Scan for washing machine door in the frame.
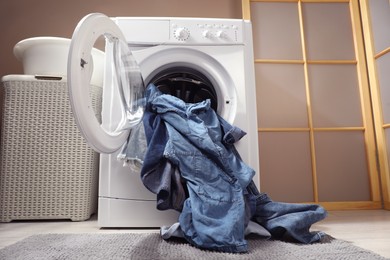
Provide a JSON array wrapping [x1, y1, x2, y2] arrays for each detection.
[[68, 13, 145, 154]]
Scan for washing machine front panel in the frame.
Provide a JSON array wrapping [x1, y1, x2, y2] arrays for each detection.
[[100, 45, 241, 200], [100, 45, 240, 201], [100, 43, 259, 201], [68, 13, 145, 154]]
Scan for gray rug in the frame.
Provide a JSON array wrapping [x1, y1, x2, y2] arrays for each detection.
[[0, 233, 388, 260]]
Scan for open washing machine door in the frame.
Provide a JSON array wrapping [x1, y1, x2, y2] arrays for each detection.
[[68, 13, 145, 154]]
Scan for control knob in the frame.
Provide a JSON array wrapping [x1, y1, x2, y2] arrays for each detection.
[[216, 30, 226, 39], [202, 30, 211, 38], [174, 28, 190, 41]]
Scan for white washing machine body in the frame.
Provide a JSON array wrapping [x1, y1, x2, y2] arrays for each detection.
[[67, 14, 259, 227]]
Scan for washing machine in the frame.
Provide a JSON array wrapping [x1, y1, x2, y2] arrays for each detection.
[[67, 13, 259, 227]]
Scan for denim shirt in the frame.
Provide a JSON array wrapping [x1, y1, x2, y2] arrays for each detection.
[[141, 110, 187, 211], [142, 84, 255, 252], [141, 84, 327, 253]]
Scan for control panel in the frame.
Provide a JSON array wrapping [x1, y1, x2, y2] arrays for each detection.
[[114, 17, 246, 45], [171, 19, 243, 44]]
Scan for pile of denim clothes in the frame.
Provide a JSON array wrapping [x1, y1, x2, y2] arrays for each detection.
[[120, 84, 327, 253]]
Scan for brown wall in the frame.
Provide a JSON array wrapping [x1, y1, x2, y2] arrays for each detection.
[[0, 0, 242, 78]]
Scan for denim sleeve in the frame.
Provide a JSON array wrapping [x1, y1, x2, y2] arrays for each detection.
[[217, 115, 247, 144]]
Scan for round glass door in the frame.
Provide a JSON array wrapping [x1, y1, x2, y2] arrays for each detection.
[[67, 13, 145, 153]]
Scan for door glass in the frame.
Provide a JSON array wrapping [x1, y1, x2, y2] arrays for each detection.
[[309, 64, 362, 127], [315, 131, 370, 202], [377, 54, 390, 124], [369, 0, 390, 53], [303, 2, 355, 60], [259, 131, 314, 202], [101, 34, 145, 134], [251, 2, 302, 60], [90, 35, 105, 125], [255, 63, 308, 128]]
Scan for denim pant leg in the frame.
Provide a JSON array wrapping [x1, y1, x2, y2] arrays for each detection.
[[246, 182, 327, 244]]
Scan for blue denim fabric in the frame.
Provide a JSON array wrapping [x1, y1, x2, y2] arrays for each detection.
[[117, 121, 146, 171], [245, 181, 328, 244], [141, 106, 187, 211], [220, 125, 328, 245], [145, 84, 255, 253], [141, 84, 327, 252]]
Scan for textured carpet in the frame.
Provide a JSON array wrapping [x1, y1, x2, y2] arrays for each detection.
[[0, 233, 388, 260]]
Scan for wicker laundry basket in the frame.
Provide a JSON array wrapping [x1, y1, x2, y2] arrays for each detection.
[[0, 75, 102, 222]]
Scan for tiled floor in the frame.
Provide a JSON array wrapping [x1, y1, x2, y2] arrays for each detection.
[[1, 210, 390, 258], [313, 210, 390, 258]]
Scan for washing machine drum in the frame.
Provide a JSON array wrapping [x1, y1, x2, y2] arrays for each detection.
[[68, 13, 145, 154], [150, 67, 218, 111]]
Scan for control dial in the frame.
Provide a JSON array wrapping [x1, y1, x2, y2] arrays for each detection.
[[174, 27, 190, 41], [216, 30, 226, 39], [202, 30, 211, 38]]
